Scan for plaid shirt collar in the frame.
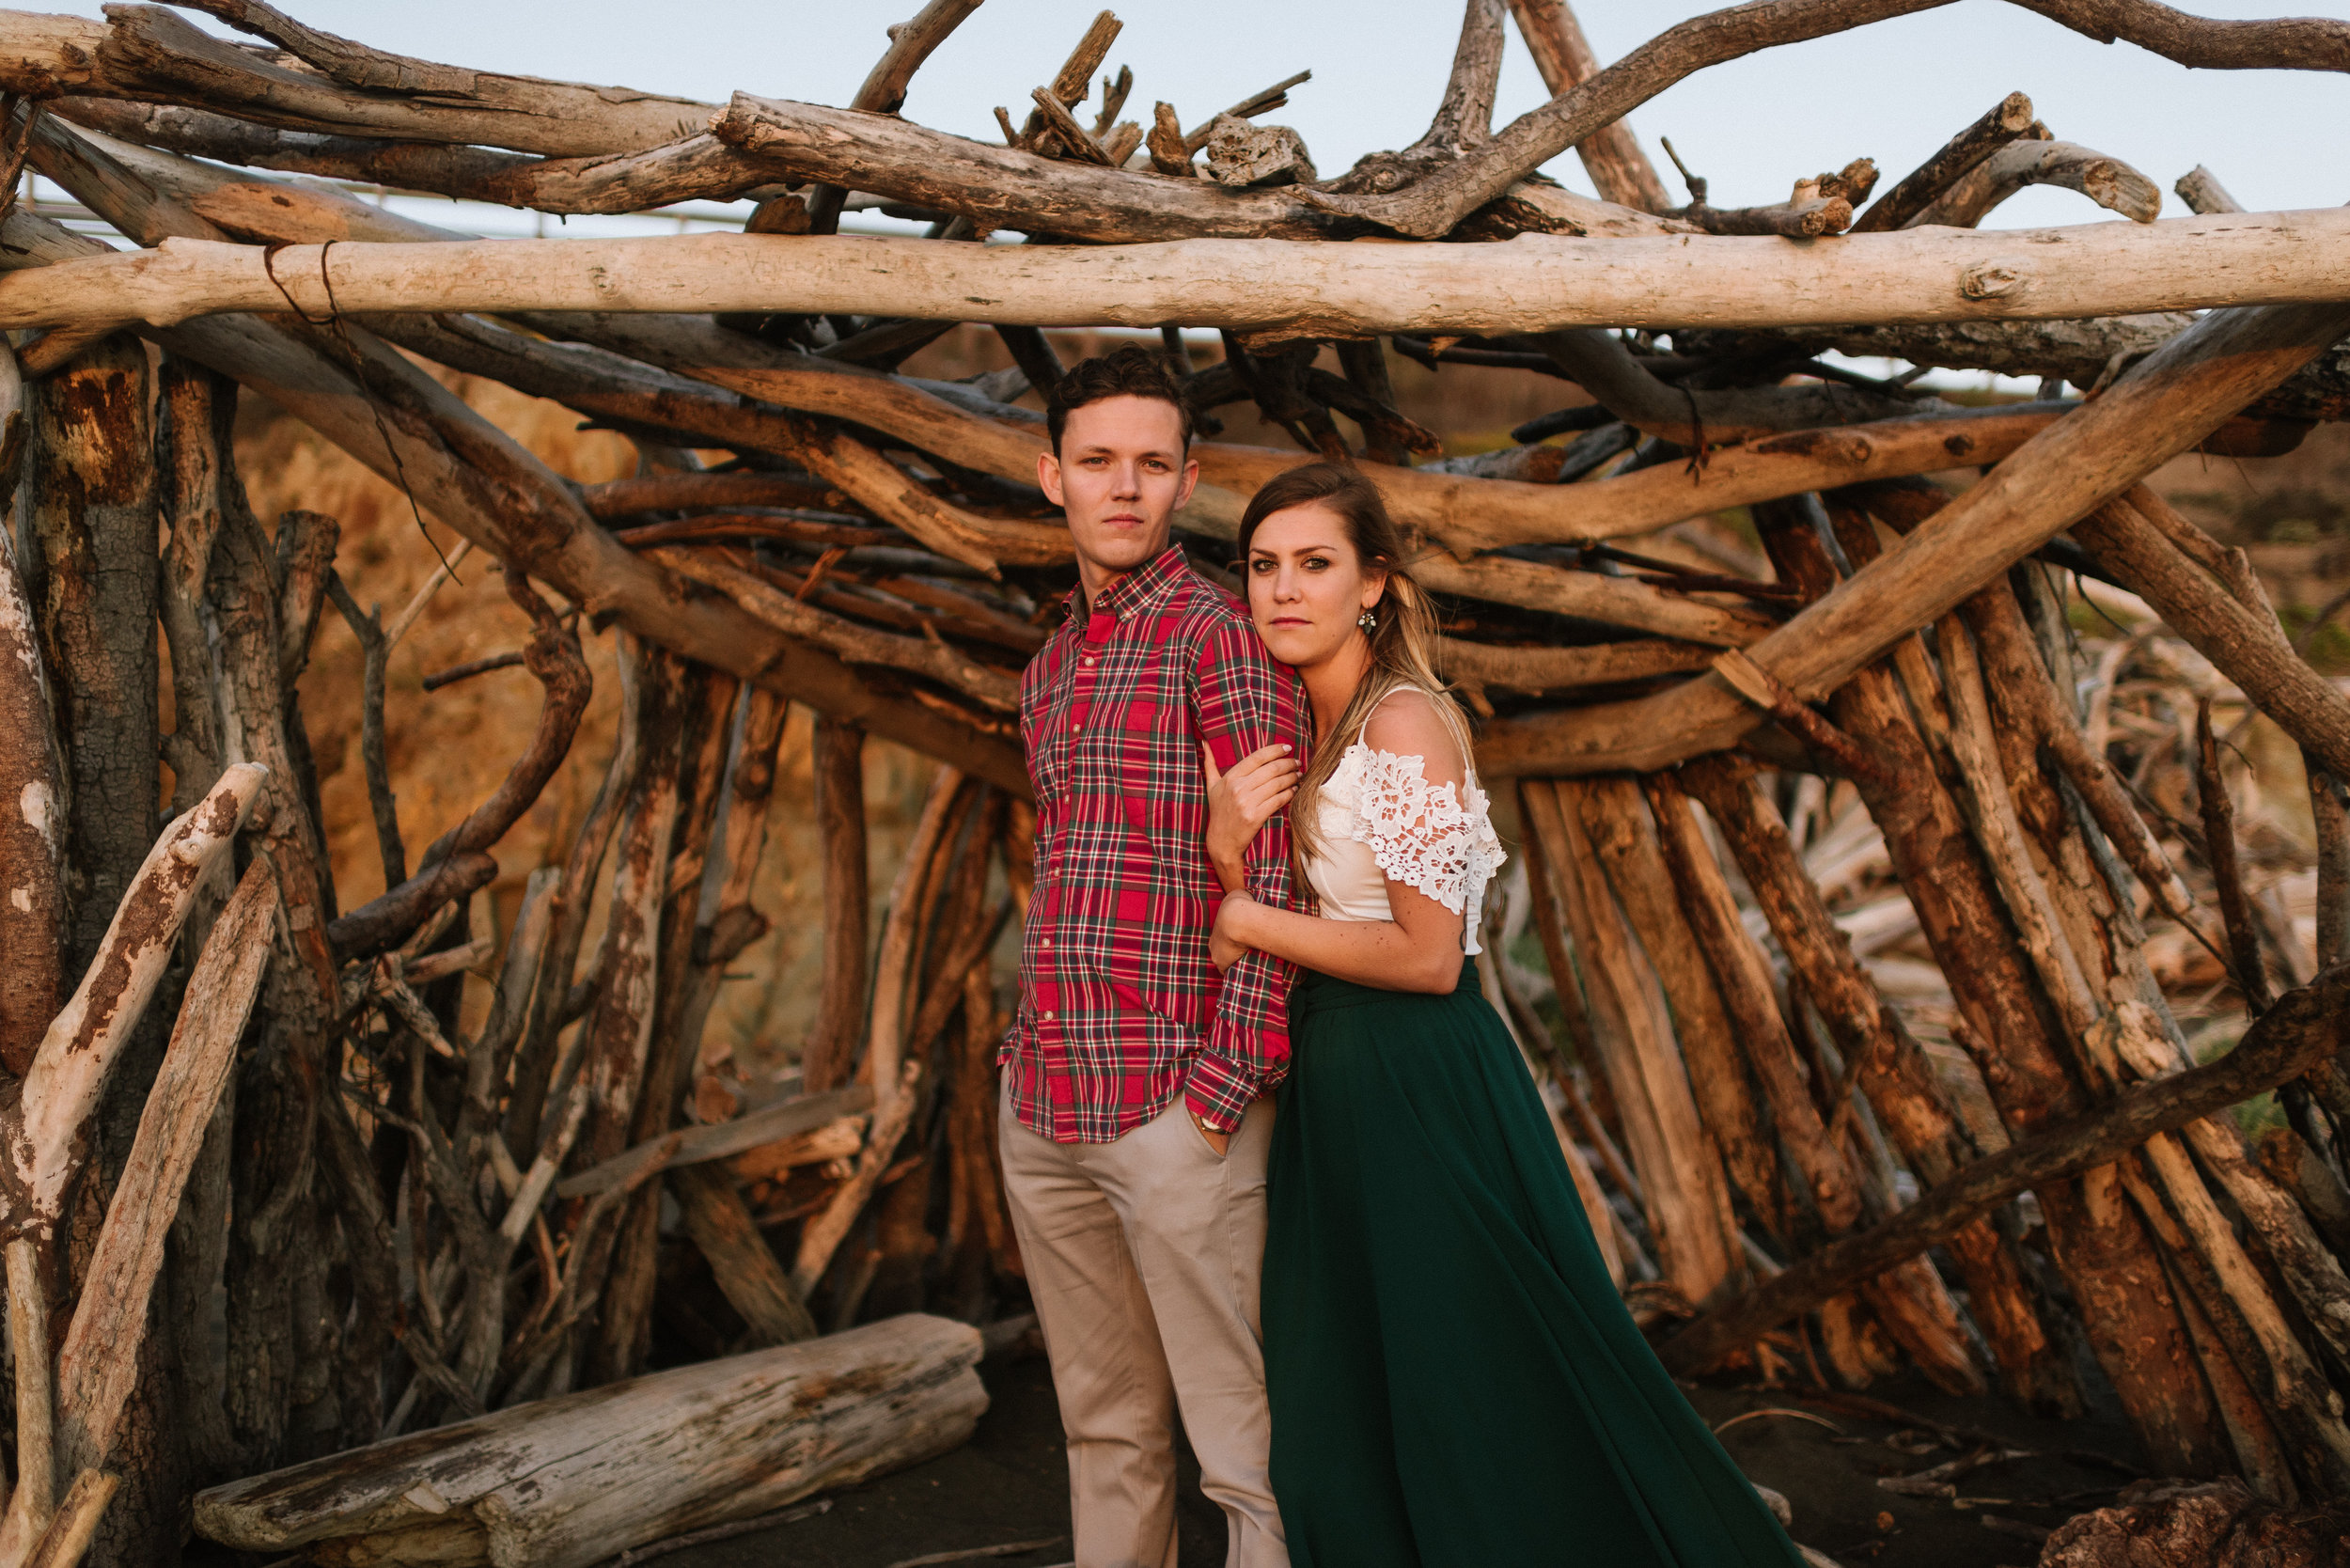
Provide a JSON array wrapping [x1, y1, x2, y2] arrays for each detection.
[[1073, 543, 1193, 626]]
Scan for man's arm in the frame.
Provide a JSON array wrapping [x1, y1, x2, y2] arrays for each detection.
[[1185, 616, 1302, 1134]]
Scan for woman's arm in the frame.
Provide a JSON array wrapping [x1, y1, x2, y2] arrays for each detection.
[[1217, 886, 1464, 994], [1214, 692, 1470, 995], [1203, 743, 1298, 895]]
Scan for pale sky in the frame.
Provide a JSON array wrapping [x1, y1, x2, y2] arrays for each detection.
[[37, 0, 2350, 232]]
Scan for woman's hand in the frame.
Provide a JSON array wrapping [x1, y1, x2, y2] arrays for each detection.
[[1202, 743, 1299, 893], [1211, 891, 1257, 972]]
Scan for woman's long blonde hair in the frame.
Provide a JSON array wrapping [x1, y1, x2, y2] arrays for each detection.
[[1237, 463, 1474, 861]]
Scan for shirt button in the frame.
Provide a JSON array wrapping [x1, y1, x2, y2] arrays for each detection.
[[1042, 1011, 1056, 1022], [1041, 937, 1052, 949], [1083, 656, 1096, 666], [1070, 721, 1081, 733]]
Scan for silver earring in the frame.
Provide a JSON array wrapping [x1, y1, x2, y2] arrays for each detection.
[[1357, 607, 1378, 633]]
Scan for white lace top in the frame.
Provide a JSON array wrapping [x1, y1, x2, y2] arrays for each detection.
[[1304, 705, 1507, 955]]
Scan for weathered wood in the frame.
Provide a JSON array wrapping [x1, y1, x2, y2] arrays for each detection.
[[576, 642, 688, 1172], [1504, 0, 1672, 212], [327, 570, 592, 957], [1536, 325, 1913, 444], [53, 857, 277, 1479], [22, 1469, 115, 1568], [808, 718, 870, 1095], [2135, 1124, 2350, 1493], [2040, 1479, 2350, 1566], [793, 769, 968, 1298], [1477, 299, 2350, 777], [1675, 753, 2080, 1411], [1572, 778, 1781, 1236], [193, 1316, 989, 1568], [2109, 1152, 2303, 1500], [0, 6, 712, 158], [8, 763, 265, 1234], [1660, 964, 2350, 1374], [5, 141, 2124, 572], [2199, 699, 2276, 1010], [0, 344, 63, 1081], [1912, 138, 2164, 229], [1852, 90, 2035, 232], [1523, 778, 1742, 1307], [7, 1237, 55, 1553], [14, 212, 2350, 338], [0, 128, 1026, 793], [668, 1164, 818, 1347], [1642, 773, 1859, 1234], [2183, 1116, 2350, 1386], [24, 331, 161, 1174], [1295, 0, 2350, 240], [649, 550, 1021, 710], [559, 1067, 884, 1203], [2075, 487, 2350, 787], [594, 666, 739, 1386]]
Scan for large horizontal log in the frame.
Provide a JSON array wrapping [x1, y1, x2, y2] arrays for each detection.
[[7, 210, 2349, 338], [1659, 963, 2350, 1374], [194, 1314, 986, 1568], [1473, 297, 2350, 776], [67, 146, 2303, 561]]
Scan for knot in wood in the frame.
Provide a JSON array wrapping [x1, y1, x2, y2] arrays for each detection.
[[1960, 259, 2028, 302]]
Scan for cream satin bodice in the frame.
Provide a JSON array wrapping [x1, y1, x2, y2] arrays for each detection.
[[1303, 735, 1507, 955]]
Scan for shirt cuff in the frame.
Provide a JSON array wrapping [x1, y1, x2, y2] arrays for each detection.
[[1183, 1050, 1261, 1133]]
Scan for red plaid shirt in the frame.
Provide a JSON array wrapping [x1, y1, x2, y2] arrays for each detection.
[[1001, 546, 1305, 1143]]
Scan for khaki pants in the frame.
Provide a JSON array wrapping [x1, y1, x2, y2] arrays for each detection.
[[999, 1088, 1288, 1568]]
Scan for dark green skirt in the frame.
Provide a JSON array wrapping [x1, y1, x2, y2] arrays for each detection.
[[1263, 964, 1805, 1568]]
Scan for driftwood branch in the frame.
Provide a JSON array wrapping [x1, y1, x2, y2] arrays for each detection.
[[2073, 486, 2350, 785], [195, 1317, 989, 1568], [9, 212, 2350, 337], [1912, 138, 2164, 228], [8, 762, 265, 1234], [327, 570, 590, 955], [1475, 298, 2350, 776], [1505, 0, 1671, 211], [54, 856, 277, 1476], [1853, 90, 2036, 232], [1296, 0, 2350, 240], [1660, 964, 2350, 1372]]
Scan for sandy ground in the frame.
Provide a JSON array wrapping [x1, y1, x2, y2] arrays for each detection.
[[661, 1351, 2145, 1568]]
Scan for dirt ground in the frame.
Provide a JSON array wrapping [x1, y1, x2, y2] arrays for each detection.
[[664, 1349, 2145, 1568]]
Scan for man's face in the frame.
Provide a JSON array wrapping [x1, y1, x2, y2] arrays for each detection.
[[1039, 395, 1199, 595]]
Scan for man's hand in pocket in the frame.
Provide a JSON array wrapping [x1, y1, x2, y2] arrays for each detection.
[[1191, 1110, 1230, 1157]]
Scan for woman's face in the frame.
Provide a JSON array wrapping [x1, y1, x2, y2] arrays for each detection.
[[1245, 502, 1386, 669]]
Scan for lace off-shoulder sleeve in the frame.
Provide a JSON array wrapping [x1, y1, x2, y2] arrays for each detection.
[[1343, 748, 1508, 953]]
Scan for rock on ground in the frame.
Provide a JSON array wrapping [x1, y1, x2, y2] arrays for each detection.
[[2039, 1479, 2350, 1567]]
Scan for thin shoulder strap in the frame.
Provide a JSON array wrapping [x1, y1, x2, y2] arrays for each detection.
[[1355, 683, 1406, 747]]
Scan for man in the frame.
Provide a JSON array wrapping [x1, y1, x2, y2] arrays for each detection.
[[997, 344, 1300, 1568]]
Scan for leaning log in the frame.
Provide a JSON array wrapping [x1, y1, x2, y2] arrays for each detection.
[[1477, 296, 2350, 776], [1658, 964, 2350, 1374], [4, 211, 2350, 338], [192, 1315, 988, 1568]]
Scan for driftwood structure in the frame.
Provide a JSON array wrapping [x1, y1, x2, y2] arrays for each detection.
[[0, 0, 2348, 1562]]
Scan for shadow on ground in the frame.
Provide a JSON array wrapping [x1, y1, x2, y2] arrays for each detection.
[[666, 1352, 2145, 1568]]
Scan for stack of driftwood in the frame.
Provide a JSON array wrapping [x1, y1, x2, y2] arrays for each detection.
[[1, 0, 2349, 1561]]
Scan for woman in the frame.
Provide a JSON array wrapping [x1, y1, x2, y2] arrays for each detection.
[[1202, 463, 1803, 1568]]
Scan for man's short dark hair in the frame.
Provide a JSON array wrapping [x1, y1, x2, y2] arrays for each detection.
[[1044, 342, 1193, 455]]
